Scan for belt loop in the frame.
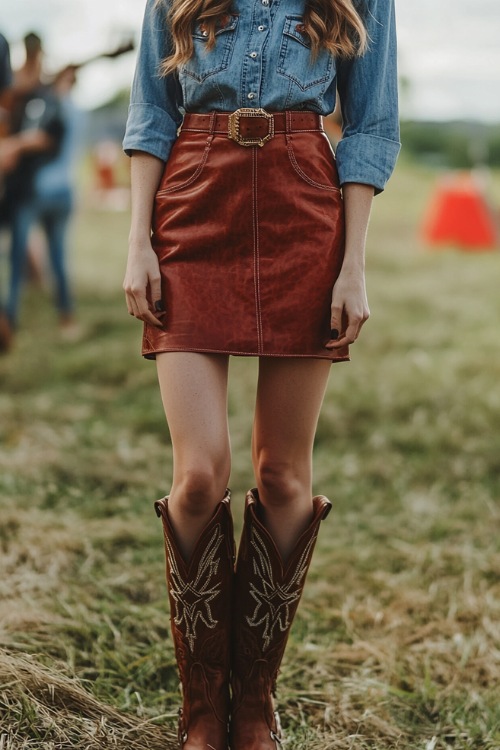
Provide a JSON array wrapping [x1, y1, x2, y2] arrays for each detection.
[[285, 111, 293, 135], [208, 111, 217, 135]]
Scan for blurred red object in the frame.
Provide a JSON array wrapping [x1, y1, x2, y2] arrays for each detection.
[[421, 173, 498, 251]]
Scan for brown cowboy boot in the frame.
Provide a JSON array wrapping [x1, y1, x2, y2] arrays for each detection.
[[155, 491, 235, 750], [230, 488, 332, 750]]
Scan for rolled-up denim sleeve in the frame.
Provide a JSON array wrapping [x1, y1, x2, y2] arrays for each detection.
[[335, 0, 401, 193], [123, 0, 183, 162]]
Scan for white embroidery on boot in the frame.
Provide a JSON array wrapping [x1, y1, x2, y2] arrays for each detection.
[[246, 527, 317, 651], [166, 524, 224, 652]]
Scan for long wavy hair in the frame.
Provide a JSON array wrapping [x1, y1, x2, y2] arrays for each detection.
[[157, 0, 368, 75]]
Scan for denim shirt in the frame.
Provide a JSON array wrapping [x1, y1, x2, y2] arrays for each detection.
[[123, 0, 400, 192]]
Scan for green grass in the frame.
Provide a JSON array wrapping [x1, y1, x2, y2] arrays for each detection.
[[0, 161, 499, 749]]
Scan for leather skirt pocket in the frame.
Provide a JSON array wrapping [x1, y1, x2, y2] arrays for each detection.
[[156, 133, 214, 195], [286, 131, 341, 192]]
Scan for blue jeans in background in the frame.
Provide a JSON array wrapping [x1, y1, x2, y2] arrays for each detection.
[[7, 187, 74, 326]]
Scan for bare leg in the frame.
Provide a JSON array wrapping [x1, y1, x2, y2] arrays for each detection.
[[252, 357, 331, 561], [156, 351, 231, 561]]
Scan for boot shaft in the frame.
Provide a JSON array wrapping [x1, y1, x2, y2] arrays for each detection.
[[155, 492, 235, 748], [234, 489, 331, 666], [230, 489, 331, 748], [155, 493, 235, 661]]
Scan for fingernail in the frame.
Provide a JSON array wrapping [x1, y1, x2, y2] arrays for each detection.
[[330, 329, 339, 340], [154, 299, 165, 312]]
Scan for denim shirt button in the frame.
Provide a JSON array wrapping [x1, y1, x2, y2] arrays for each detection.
[[257, 25, 265, 31], [247, 92, 256, 100], [262, 0, 269, 5], [250, 51, 257, 59]]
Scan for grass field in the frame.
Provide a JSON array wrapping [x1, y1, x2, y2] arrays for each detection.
[[1, 160, 499, 749]]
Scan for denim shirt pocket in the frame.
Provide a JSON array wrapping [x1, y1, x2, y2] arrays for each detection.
[[277, 15, 335, 91], [181, 14, 239, 83]]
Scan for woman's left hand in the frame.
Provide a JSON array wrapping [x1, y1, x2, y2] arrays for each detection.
[[326, 183, 374, 350], [325, 267, 370, 349]]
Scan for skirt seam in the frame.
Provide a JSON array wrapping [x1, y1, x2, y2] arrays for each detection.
[[252, 148, 264, 353]]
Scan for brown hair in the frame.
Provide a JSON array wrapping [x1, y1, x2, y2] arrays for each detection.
[[157, 0, 367, 75]]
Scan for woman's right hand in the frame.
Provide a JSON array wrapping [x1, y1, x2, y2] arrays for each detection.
[[123, 238, 166, 328]]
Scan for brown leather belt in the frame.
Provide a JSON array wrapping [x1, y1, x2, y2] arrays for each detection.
[[182, 108, 323, 148]]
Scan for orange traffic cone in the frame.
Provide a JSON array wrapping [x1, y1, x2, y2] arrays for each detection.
[[421, 173, 498, 252]]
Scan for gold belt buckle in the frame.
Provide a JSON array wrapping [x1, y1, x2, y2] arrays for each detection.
[[228, 108, 274, 147]]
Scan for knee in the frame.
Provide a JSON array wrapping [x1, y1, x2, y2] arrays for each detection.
[[174, 460, 230, 516], [255, 456, 307, 508]]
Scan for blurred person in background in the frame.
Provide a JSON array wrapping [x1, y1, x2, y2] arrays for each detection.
[[3, 78, 63, 331], [7, 64, 81, 338], [10, 32, 44, 132], [123, 0, 400, 749], [0, 30, 61, 345], [2, 42, 82, 337], [10, 32, 50, 288], [11, 32, 65, 288], [1, 31, 134, 347]]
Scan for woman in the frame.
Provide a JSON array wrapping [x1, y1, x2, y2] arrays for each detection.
[[123, 0, 399, 748]]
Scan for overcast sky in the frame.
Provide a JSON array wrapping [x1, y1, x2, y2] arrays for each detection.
[[1, 0, 499, 122]]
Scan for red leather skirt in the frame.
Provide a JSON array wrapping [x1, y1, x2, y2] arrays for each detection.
[[143, 110, 349, 362]]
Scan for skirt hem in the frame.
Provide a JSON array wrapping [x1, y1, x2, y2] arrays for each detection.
[[143, 345, 350, 363]]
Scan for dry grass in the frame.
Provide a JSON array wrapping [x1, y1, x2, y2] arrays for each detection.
[[0, 161, 499, 748], [0, 650, 176, 750]]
